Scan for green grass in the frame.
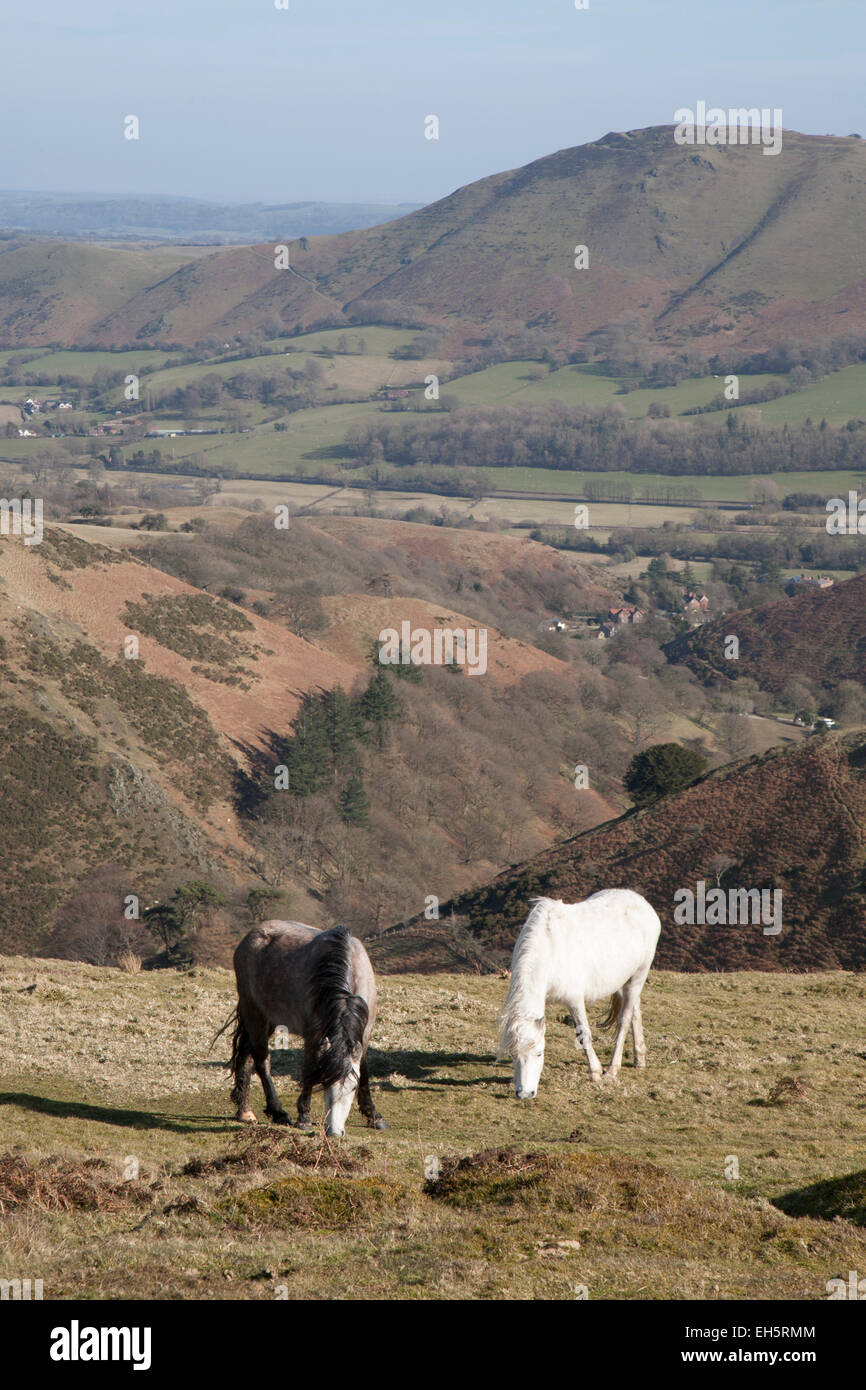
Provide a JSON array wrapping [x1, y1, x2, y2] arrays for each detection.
[[1, 959, 865, 1301], [120, 401, 383, 477], [755, 363, 866, 427], [447, 358, 866, 429], [474, 466, 866, 503], [4, 348, 179, 380], [447, 362, 778, 418]]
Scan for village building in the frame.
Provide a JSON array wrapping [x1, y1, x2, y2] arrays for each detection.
[[597, 605, 643, 639], [788, 574, 834, 589], [683, 591, 710, 612]]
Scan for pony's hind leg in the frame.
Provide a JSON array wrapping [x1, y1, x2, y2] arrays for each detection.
[[357, 1052, 388, 1130], [246, 1007, 290, 1124], [605, 979, 643, 1079], [571, 999, 604, 1081], [230, 1011, 257, 1123], [631, 997, 647, 1069]]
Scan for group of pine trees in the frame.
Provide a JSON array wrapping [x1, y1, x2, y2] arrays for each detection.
[[277, 667, 406, 825]]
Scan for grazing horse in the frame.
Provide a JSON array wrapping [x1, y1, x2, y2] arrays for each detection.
[[224, 920, 386, 1138], [496, 890, 661, 1098]]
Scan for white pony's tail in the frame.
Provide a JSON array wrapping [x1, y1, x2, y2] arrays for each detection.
[[599, 991, 622, 1030], [496, 897, 552, 1059]]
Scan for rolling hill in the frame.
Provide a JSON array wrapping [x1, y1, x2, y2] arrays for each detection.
[[0, 514, 623, 959], [371, 733, 866, 974], [2, 127, 866, 351], [664, 572, 866, 697]]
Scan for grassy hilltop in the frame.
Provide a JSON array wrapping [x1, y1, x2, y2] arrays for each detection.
[[2, 128, 866, 352], [1, 956, 865, 1300]]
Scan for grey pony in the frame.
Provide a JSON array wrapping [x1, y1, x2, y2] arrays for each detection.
[[225, 920, 386, 1138]]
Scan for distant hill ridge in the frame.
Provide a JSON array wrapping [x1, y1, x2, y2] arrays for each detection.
[[0, 192, 419, 243], [1, 127, 865, 349]]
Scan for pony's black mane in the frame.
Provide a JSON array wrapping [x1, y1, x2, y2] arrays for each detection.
[[310, 925, 369, 1090]]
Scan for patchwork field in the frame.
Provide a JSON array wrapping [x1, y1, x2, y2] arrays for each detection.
[[1, 958, 864, 1301]]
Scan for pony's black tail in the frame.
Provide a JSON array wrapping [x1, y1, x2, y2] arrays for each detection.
[[309, 925, 369, 1090], [209, 1007, 239, 1059], [210, 1006, 250, 1075]]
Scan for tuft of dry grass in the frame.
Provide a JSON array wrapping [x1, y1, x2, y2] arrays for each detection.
[[182, 1128, 369, 1178], [117, 952, 142, 975], [0, 1153, 157, 1215], [766, 1075, 807, 1105]]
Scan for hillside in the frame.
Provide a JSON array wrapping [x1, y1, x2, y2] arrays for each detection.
[[0, 525, 359, 953], [0, 515, 625, 958], [2, 957, 865, 1301], [664, 572, 866, 699], [2, 128, 866, 351], [371, 734, 866, 974]]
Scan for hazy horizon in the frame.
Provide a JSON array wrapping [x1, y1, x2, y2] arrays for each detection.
[[2, 0, 863, 206]]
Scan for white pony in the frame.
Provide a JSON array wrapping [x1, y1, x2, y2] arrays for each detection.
[[496, 890, 661, 1098]]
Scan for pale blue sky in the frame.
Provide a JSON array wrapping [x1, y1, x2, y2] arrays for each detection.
[[2, 0, 864, 204]]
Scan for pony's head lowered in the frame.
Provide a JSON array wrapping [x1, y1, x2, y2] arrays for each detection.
[[497, 1013, 546, 1099], [310, 926, 369, 1137], [496, 897, 553, 1099]]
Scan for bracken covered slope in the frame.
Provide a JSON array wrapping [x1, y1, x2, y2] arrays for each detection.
[[664, 572, 866, 697], [372, 735, 866, 973]]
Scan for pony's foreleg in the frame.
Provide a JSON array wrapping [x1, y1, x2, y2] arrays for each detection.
[[356, 1052, 388, 1130], [295, 1042, 315, 1130], [571, 1000, 604, 1081], [631, 997, 647, 1069], [230, 1010, 257, 1122]]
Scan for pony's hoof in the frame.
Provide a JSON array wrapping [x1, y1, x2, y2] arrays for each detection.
[[268, 1110, 291, 1126], [238, 1110, 257, 1124], [589, 1072, 604, 1084], [295, 1117, 313, 1132], [603, 1069, 619, 1082], [372, 1118, 389, 1130]]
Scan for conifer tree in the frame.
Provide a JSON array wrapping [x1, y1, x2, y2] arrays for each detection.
[[323, 685, 362, 771], [358, 670, 401, 745], [340, 775, 370, 826], [284, 691, 331, 794]]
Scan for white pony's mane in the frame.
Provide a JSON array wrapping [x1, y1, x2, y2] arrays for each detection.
[[496, 897, 554, 1059]]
